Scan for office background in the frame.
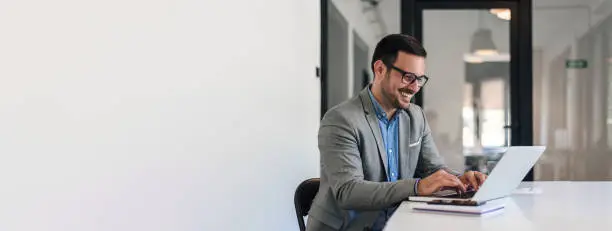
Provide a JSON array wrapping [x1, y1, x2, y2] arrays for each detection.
[[0, 0, 611, 231], [323, 0, 612, 182]]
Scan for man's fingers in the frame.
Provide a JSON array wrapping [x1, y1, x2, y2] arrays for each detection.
[[440, 172, 467, 192], [467, 172, 479, 190], [454, 177, 467, 192], [441, 178, 466, 192], [476, 172, 487, 186]]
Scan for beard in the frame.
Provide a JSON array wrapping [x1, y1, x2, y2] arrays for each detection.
[[381, 72, 414, 110]]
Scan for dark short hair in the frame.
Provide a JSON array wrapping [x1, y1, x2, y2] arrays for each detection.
[[370, 34, 427, 74]]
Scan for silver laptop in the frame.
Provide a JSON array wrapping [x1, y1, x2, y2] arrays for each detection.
[[408, 146, 546, 203]]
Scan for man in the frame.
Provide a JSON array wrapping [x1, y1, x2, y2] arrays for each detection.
[[307, 34, 487, 231]]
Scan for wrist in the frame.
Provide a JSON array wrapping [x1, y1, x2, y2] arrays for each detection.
[[414, 178, 421, 196]]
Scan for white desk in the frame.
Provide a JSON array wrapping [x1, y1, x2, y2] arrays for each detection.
[[384, 182, 612, 231]]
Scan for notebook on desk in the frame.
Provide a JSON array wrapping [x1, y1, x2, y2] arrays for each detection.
[[412, 201, 505, 215]]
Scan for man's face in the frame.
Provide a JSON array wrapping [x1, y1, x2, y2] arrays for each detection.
[[374, 51, 426, 109]]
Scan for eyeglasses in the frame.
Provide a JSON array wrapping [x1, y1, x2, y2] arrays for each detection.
[[388, 65, 429, 87]]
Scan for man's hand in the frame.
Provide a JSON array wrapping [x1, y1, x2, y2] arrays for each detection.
[[417, 170, 466, 196], [459, 171, 487, 191]]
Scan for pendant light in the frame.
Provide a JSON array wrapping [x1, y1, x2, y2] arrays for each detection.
[[470, 10, 498, 56]]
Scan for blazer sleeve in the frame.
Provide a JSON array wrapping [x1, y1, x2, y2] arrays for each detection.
[[318, 111, 418, 211]]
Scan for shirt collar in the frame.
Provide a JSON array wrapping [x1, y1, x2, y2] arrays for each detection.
[[367, 87, 389, 121]]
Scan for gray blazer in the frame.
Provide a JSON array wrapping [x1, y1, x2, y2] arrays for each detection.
[[307, 86, 457, 231]]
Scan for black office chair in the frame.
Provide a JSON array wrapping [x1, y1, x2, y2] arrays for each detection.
[[294, 178, 320, 231]]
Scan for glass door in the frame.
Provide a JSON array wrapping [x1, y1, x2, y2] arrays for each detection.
[[401, 0, 534, 180]]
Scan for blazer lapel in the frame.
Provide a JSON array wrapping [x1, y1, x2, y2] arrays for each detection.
[[360, 88, 389, 179], [398, 110, 413, 179]]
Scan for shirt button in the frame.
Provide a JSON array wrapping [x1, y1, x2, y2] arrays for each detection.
[[389, 149, 393, 153]]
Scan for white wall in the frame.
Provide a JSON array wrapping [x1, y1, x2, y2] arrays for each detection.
[[0, 1, 320, 231], [332, 0, 385, 52], [379, 0, 401, 35], [329, 0, 398, 98]]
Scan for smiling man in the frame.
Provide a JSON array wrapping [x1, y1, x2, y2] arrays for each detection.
[[307, 34, 487, 231]]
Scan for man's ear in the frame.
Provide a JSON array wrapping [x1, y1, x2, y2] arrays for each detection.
[[373, 60, 386, 78]]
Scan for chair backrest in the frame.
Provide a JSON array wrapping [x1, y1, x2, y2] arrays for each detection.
[[294, 178, 320, 231]]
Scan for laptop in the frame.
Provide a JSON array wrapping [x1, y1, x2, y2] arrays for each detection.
[[408, 146, 546, 204]]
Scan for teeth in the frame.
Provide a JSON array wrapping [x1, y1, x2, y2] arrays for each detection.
[[401, 92, 411, 97]]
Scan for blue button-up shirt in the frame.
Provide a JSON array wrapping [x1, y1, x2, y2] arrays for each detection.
[[368, 89, 400, 182], [367, 89, 400, 231]]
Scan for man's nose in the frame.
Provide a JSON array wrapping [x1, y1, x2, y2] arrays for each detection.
[[408, 80, 420, 90]]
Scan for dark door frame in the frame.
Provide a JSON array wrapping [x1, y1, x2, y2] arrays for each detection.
[[401, 0, 534, 181], [320, 0, 329, 119]]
